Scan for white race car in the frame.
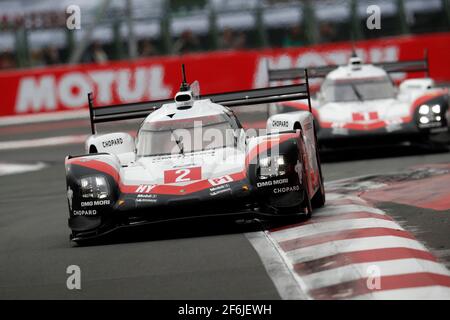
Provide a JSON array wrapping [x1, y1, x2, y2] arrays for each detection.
[[65, 65, 325, 243], [268, 54, 449, 147]]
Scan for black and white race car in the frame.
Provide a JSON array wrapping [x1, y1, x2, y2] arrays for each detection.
[[65, 65, 325, 243], [268, 53, 449, 147]]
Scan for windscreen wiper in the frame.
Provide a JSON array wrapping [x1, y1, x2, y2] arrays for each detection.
[[170, 130, 184, 154], [351, 84, 364, 102]]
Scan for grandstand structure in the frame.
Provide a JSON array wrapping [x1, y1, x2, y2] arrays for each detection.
[[0, 0, 449, 69]]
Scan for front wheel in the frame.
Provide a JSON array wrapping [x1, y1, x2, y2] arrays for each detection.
[[311, 173, 325, 208], [301, 164, 313, 218]]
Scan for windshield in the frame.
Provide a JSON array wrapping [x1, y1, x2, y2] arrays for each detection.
[[136, 114, 236, 157], [321, 77, 396, 102]]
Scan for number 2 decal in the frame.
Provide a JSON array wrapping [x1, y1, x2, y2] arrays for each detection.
[[174, 169, 191, 182], [164, 167, 202, 184]]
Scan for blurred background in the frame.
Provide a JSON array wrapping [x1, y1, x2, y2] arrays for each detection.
[[0, 0, 449, 70]]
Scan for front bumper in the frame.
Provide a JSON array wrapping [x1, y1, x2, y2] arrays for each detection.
[[317, 120, 448, 143], [69, 202, 300, 242], [69, 179, 305, 242]]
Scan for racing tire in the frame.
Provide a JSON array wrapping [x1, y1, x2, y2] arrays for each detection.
[[311, 175, 325, 208], [298, 135, 312, 218], [276, 145, 312, 219], [301, 164, 313, 219], [311, 120, 326, 209]]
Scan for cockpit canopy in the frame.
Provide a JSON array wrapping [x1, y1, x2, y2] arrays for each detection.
[[320, 75, 396, 103], [136, 113, 239, 157]]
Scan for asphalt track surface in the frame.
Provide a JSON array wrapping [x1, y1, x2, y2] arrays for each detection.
[[0, 112, 449, 299]]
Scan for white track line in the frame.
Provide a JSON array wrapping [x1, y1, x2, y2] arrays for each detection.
[[0, 135, 87, 151], [0, 110, 88, 126], [270, 218, 402, 243], [0, 162, 47, 176], [245, 231, 310, 300], [286, 236, 428, 265]]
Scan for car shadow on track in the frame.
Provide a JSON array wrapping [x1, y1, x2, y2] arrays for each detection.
[[71, 216, 305, 248]]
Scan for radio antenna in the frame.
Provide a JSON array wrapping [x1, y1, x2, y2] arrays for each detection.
[[179, 64, 190, 92]]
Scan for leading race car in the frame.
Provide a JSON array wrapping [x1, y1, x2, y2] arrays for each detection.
[[65, 65, 325, 243], [268, 53, 449, 147]]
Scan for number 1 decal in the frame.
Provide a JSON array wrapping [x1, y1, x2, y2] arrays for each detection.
[[164, 167, 202, 184]]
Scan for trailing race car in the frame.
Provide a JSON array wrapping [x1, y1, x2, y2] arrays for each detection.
[[268, 53, 449, 147], [65, 65, 325, 243]]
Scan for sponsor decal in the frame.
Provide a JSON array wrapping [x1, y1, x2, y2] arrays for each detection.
[[135, 184, 156, 193], [136, 199, 157, 203], [386, 122, 402, 132], [12, 65, 172, 115], [272, 120, 289, 128], [273, 185, 300, 194], [80, 200, 111, 207], [209, 175, 233, 186], [102, 138, 123, 148], [136, 194, 157, 203], [210, 185, 231, 196], [257, 178, 289, 188], [209, 184, 230, 192], [331, 125, 349, 135], [73, 209, 97, 216], [2, 33, 450, 118], [137, 194, 157, 198]]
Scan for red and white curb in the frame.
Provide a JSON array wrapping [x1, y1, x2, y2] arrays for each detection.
[[246, 193, 450, 300]]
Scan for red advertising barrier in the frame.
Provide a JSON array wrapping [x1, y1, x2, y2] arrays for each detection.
[[1, 32, 449, 118]]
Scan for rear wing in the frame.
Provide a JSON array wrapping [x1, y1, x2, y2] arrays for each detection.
[[268, 51, 429, 82], [268, 65, 335, 81], [88, 70, 312, 134]]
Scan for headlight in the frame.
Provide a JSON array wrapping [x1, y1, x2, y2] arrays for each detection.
[[417, 103, 444, 128], [419, 105, 430, 115], [80, 176, 109, 199], [431, 104, 441, 114], [258, 155, 287, 178], [419, 116, 429, 124]]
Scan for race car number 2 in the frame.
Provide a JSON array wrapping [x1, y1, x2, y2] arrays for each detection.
[[164, 167, 202, 183]]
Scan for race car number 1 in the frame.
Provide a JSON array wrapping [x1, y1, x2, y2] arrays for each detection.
[[164, 167, 202, 184]]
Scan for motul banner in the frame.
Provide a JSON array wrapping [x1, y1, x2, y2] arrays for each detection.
[[1, 32, 449, 117]]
